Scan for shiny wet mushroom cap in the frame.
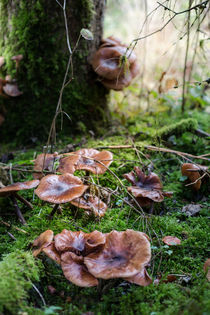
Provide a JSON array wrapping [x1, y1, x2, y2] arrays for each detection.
[[84, 229, 151, 279], [59, 148, 113, 175], [70, 193, 108, 217], [35, 174, 88, 204], [0, 179, 39, 197]]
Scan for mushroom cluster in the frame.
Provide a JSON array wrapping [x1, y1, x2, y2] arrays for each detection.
[[32, 229, 152, 287], [90, 36, 139, 90], [123, 166, 172, 208], [33, 148, 113, 217]]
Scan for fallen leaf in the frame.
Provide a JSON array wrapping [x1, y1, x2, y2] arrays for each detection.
[[162, 236, 181, 246], [182, 204, 202, 216]]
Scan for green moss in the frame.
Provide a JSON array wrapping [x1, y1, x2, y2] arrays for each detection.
[[0, 250, 40, 314], [156, 118, 198, 140]]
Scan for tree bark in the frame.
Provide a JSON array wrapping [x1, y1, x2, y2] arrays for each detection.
[[0, 0, 109, 144]]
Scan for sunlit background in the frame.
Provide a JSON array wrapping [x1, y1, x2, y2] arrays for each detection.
[[104, 0, 210, 117]]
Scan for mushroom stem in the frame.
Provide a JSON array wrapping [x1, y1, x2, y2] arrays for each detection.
[[148, 201, 154, 215], [49, 204, 60, 219], [14, 192, 33, 209], [10, 195, 27, 225]]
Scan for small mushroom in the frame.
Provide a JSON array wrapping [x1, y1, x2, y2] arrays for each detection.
[[0, 179, 39, 224], [11, 54, 23, 69], [33, 152, 60, 179], [84, 229, 151, 280], [58, 148, 113, 175], [90, 37, 139, 90], [3, 82, 23, 97], [35, 174, 89, 218], [70, 193, 108, 217], [32, 230, 54, 257], [181, 163, 202, 191], [123, 166, 172, 208]]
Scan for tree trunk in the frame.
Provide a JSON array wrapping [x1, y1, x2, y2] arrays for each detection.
[[0, 0, 109, 144]]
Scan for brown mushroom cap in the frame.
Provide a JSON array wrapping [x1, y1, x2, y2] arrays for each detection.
[[3, 83, 23, 97], [100, 36, 124, 48], [32, 230, 54, 257], [33, 152, 60, 179], [35, 174, 88, 204], [181, 163, 201, 191], [91, 37, 139, 90], [42, 242, 61, 264], [84, 229, 151, 279], [91, 46, 136, 80], [54, 229, 86, 253], [61, 252, 98, 287], [124, 267, 152, 286], [70, 193, 108, 217], [59, 149, 113, 175], [0, 179, 39, 197]]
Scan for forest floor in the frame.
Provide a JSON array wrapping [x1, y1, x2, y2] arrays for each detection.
[[0, 97, 209, 314]]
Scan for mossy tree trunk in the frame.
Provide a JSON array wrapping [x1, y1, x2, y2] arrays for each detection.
[[0, 0, 109, 144]]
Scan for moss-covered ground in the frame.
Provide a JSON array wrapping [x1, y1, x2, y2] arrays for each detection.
[[0, 102, 209, 315]]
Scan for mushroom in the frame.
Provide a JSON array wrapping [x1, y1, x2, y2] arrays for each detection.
[[3, 82, 23, 97], [54, 229, 105, 287], [11, 54, 23, 69], [181, 163, 204, 191], [33, 152, 60, 179], [0, 179, 39, 224], [84, 229, 151, 280], [90, 37, 139, 90], [70, 193, 108, 217], [35, 174, 89, 218], [123, 166, 172, 209], [32, 230, 54, 257], [58, 148, 113, 175]]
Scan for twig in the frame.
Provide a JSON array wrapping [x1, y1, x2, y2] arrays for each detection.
[[185, 172, 207, 186], [31, 283, 46, 306], [7, 231, 16, 241], [95, 144, 209, 161], [0, 220, 29, 233], [181, 0, 191, 112]]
